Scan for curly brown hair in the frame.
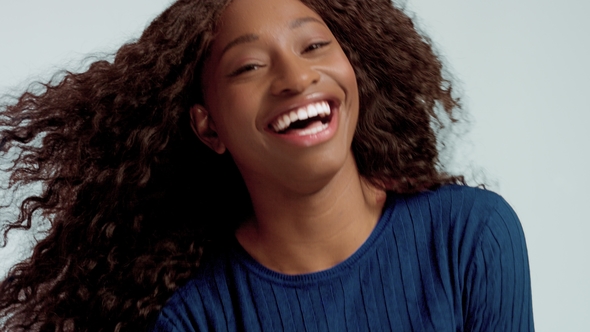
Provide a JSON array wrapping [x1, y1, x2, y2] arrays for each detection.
[[0, 0, 462, 330]]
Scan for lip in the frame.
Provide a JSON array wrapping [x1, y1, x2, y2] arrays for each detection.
[[264, 94, 341, 147]]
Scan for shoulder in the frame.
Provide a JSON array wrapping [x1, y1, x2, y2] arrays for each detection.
[[392, 184, 519, 235], [151, 278, 208, 331], [399, 184, 510, 212], [384, 185, 526, 274], [152, 251, 236, 331]]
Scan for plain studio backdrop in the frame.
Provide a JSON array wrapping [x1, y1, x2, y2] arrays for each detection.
[[1, 1, 588, 331]]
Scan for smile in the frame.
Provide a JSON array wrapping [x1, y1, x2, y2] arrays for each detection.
[[269, 101, 333, 136]]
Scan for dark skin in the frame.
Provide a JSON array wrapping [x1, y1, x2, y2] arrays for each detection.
[[190, 0, 386, 275]]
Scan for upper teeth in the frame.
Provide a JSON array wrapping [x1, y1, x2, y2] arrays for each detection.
[[271, 101, 331, 132]]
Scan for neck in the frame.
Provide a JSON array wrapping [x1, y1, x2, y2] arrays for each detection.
[[235, 153, 386, 275]]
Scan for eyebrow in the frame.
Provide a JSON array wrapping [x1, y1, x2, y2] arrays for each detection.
[[289, 16, 324, 29], [220, 16, 325, 57], [220, 34, 259, 57]]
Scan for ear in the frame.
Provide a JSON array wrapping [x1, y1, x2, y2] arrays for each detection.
[[189, 105, 226, 154]]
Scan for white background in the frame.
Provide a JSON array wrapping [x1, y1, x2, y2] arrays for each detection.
[[1, 1, 589, 331]]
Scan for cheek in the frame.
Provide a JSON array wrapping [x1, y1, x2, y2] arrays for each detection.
[[339, 56, 360, 132], [330, 49, 358, 96], [202, 64, 260, 140], [210, 89, 262, 148], [338, 56, 359, 114], [341, 58, 358, 95]]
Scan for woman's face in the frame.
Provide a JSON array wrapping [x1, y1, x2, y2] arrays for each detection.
[[192, 0, 359, 191]]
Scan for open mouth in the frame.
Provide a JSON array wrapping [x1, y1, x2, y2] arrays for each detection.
[[268, 101, 334, 136]]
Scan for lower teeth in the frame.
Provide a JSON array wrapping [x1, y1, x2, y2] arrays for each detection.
[[296, 123, 329, 136]]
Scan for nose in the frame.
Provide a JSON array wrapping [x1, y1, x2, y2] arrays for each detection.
[[270, 52, 320, 96]]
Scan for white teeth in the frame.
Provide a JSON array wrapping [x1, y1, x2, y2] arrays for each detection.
[[277, 117, 286, 130], [296, 123, 329, 136], [270, 101, 332, 132], [308, 104, 318, 118], [282, 114, 291, 128], [297, 108, 308, 120]]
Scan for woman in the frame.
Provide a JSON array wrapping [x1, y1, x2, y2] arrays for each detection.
[[0, 0, 533, 331]]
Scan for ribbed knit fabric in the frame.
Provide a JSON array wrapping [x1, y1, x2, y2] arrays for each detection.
[[152, 185, 534, 331]]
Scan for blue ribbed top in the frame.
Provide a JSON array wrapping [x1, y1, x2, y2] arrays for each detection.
[[152, 185, 534, 331]]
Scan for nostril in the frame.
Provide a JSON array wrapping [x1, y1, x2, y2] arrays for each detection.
[[271, 72, 320, 96]]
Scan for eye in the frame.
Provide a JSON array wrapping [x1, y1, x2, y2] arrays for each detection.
[[229, 63, 266, 77], [302, 41, 332, 54]]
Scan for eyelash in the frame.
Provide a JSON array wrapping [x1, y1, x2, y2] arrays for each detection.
[[229, 63, 265, 77], [303, 41, 331, 53]]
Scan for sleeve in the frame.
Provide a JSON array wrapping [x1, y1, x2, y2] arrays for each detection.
[[462, 196, 534, 331]]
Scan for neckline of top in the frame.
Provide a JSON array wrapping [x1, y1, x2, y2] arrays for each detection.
[[230, 195, 398, 286]]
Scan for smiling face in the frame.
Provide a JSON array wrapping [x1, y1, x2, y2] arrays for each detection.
[[192, 0, 359, 193]]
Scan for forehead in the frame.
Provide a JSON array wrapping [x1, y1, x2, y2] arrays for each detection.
[[211, 0, 323, 50]]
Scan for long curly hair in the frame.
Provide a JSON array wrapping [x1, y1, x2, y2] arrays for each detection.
[[0, 0, 462, 330]]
